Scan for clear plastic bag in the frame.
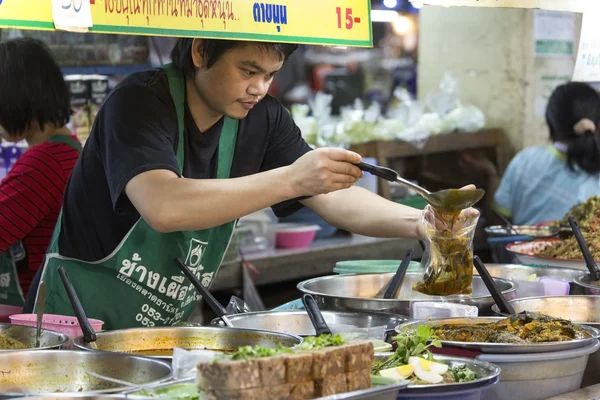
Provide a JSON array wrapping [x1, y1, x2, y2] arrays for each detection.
[[413, 205, 480, 296]]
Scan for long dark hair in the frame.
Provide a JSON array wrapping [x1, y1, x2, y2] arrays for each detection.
[[546, 82, 600, 174]]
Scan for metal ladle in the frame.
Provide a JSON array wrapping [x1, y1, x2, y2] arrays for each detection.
[[356, 162, 485, 213]]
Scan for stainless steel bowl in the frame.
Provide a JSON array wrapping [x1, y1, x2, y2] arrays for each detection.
[[490, 295, 600, 388], [0, 323, 68, 351], [209, 310, 408, 336], [297, 273, 518, 316], [397, 317, 600, 354], [574, 274, 600, 295], [492, 295, 600, 326], [0, 350, 172, 398], [474, 264, 586, 295], [73, 326, 302, 359]]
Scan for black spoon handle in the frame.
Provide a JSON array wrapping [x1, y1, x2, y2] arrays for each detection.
[[175, 258, 228, 317], [473, 256, 515, 316], [356, 162, 398, 182], [57, 266, 96, 343], [384, 248, 414, 299], [302, 294, 332, 336], [568, 216, 600, 281]]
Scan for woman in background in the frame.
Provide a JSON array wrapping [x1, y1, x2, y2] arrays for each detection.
[[0, 37, 81, 309], [466, 82, 600, 226]]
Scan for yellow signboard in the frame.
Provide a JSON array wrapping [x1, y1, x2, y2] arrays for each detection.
[[0, 0, 372, 47], [421, 0, 596, 13]]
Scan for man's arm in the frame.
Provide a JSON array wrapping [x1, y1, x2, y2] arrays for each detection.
[[126, 148, 363, 233], [301, 186, 425, 240]]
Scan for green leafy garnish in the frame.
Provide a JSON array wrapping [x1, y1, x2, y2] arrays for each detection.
[[136, 383, 203, 399], [371, 326, 441, 375], [298, 334, 345, 350], [228, 344, 293, 361], [449, 365, 478, 382]]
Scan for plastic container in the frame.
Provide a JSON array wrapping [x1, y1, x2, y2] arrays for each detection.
[[411, 302, 478, 319], [333, 260, 421, 275], [275, 224, 321, 249], [278, 207, 337, 239], [9, 313, 104, 337], [477, 339, 600, 400]]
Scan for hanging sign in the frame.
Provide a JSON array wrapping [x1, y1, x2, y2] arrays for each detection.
[[0, 0, 372, 47], [419, 0, 596, 13]]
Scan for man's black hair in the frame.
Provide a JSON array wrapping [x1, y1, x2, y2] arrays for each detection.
[[546, 82, 600, 174], [170, 38, 298, 78], [0, 37, 71, 137]]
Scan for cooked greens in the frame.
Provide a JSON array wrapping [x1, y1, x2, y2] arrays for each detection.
[[298, 334, 344, 350], [430, 312, 591, 343], [137, 383, 203, 399], [229, 344, 293, 361], [0, 332, 27, 350]]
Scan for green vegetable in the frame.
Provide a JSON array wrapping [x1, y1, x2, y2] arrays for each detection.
[[136, 383, 203, 399], [370, 375, 401, 387], [449, 365, 478, 383], [228, 344, 293, 361], [371, 326, 441, 375], [298, 334, 345, 350]]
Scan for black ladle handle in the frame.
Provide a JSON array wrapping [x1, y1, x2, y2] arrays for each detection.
[[384, 248, 414, 299], [302, 294, 332, 336], [57, 266, 96, 343], [356, 162, 398, 182], [175, 258, 228, 317], [568, 216, 600, 281], [473, 256, 516, 316]]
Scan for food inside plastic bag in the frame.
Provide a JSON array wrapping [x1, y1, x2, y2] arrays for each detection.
[[413, 205, 480, 296]]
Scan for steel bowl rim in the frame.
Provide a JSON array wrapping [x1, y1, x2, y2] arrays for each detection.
[[573, 273, 600, 290], [209, 309, 411, 325], [72, 325, 303, 353], [491, 294, 600, 320], [505, 239, 591, 262], [395, 316, 600, 352], [374, 353, 501, 391], [0, 323, 70, 352], [0, 349, 173, 397], [296, 273, 519, 303]]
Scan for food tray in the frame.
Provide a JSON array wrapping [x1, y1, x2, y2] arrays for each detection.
[[505, 240, 589, 270], [122, 378, 409, 400], [10, 313, 104, 337], [397, 317, 600, 354]]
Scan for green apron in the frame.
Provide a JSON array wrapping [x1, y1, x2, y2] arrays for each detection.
[[0, 135, 82, 307], [35, 64, 239, 330]]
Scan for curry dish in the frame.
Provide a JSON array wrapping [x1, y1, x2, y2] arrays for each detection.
[[430, 313, 591, 344], [0, 332, 27, 350]]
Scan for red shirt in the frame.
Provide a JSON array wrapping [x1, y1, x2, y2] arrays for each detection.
[[0, 136, 80, 296]]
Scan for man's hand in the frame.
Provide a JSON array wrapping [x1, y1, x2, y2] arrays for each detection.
[[286, 148, 363, 197]]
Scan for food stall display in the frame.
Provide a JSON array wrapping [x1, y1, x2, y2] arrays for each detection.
[[4, 1, 600, 400]]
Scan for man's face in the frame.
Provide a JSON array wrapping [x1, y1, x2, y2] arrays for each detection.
[[191, 43, 284, 119]]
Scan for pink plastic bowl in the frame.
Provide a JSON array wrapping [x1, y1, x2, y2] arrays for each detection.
[[9, 313, 104, 337], [275, 224, 321, 249]]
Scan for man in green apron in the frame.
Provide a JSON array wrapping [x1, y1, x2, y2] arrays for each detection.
[[25, 38, 456, 330]]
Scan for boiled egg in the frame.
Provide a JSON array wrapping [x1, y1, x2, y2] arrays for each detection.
[[409, 356, 448, 384], [379, 364, 414, 380]]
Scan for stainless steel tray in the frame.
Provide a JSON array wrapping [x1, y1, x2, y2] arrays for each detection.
[[122, 378, 408, 400], [374, 354, 500, 393], [397, 317, 600, 354]]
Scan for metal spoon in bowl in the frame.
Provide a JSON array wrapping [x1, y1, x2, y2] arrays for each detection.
[[57, 266, 98, 348], [175, 258, 234, 327], [356, 162, 485, 213], [568, 215, 600, 281], [302, 294, 332, 336], [374, 248, 414, 299], [35, 281, 45, 348], [473, 256, 516, 316]]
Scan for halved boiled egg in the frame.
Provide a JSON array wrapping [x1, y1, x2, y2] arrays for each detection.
[[409, 356, 448, 384], [379, 364, 414, 380]]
